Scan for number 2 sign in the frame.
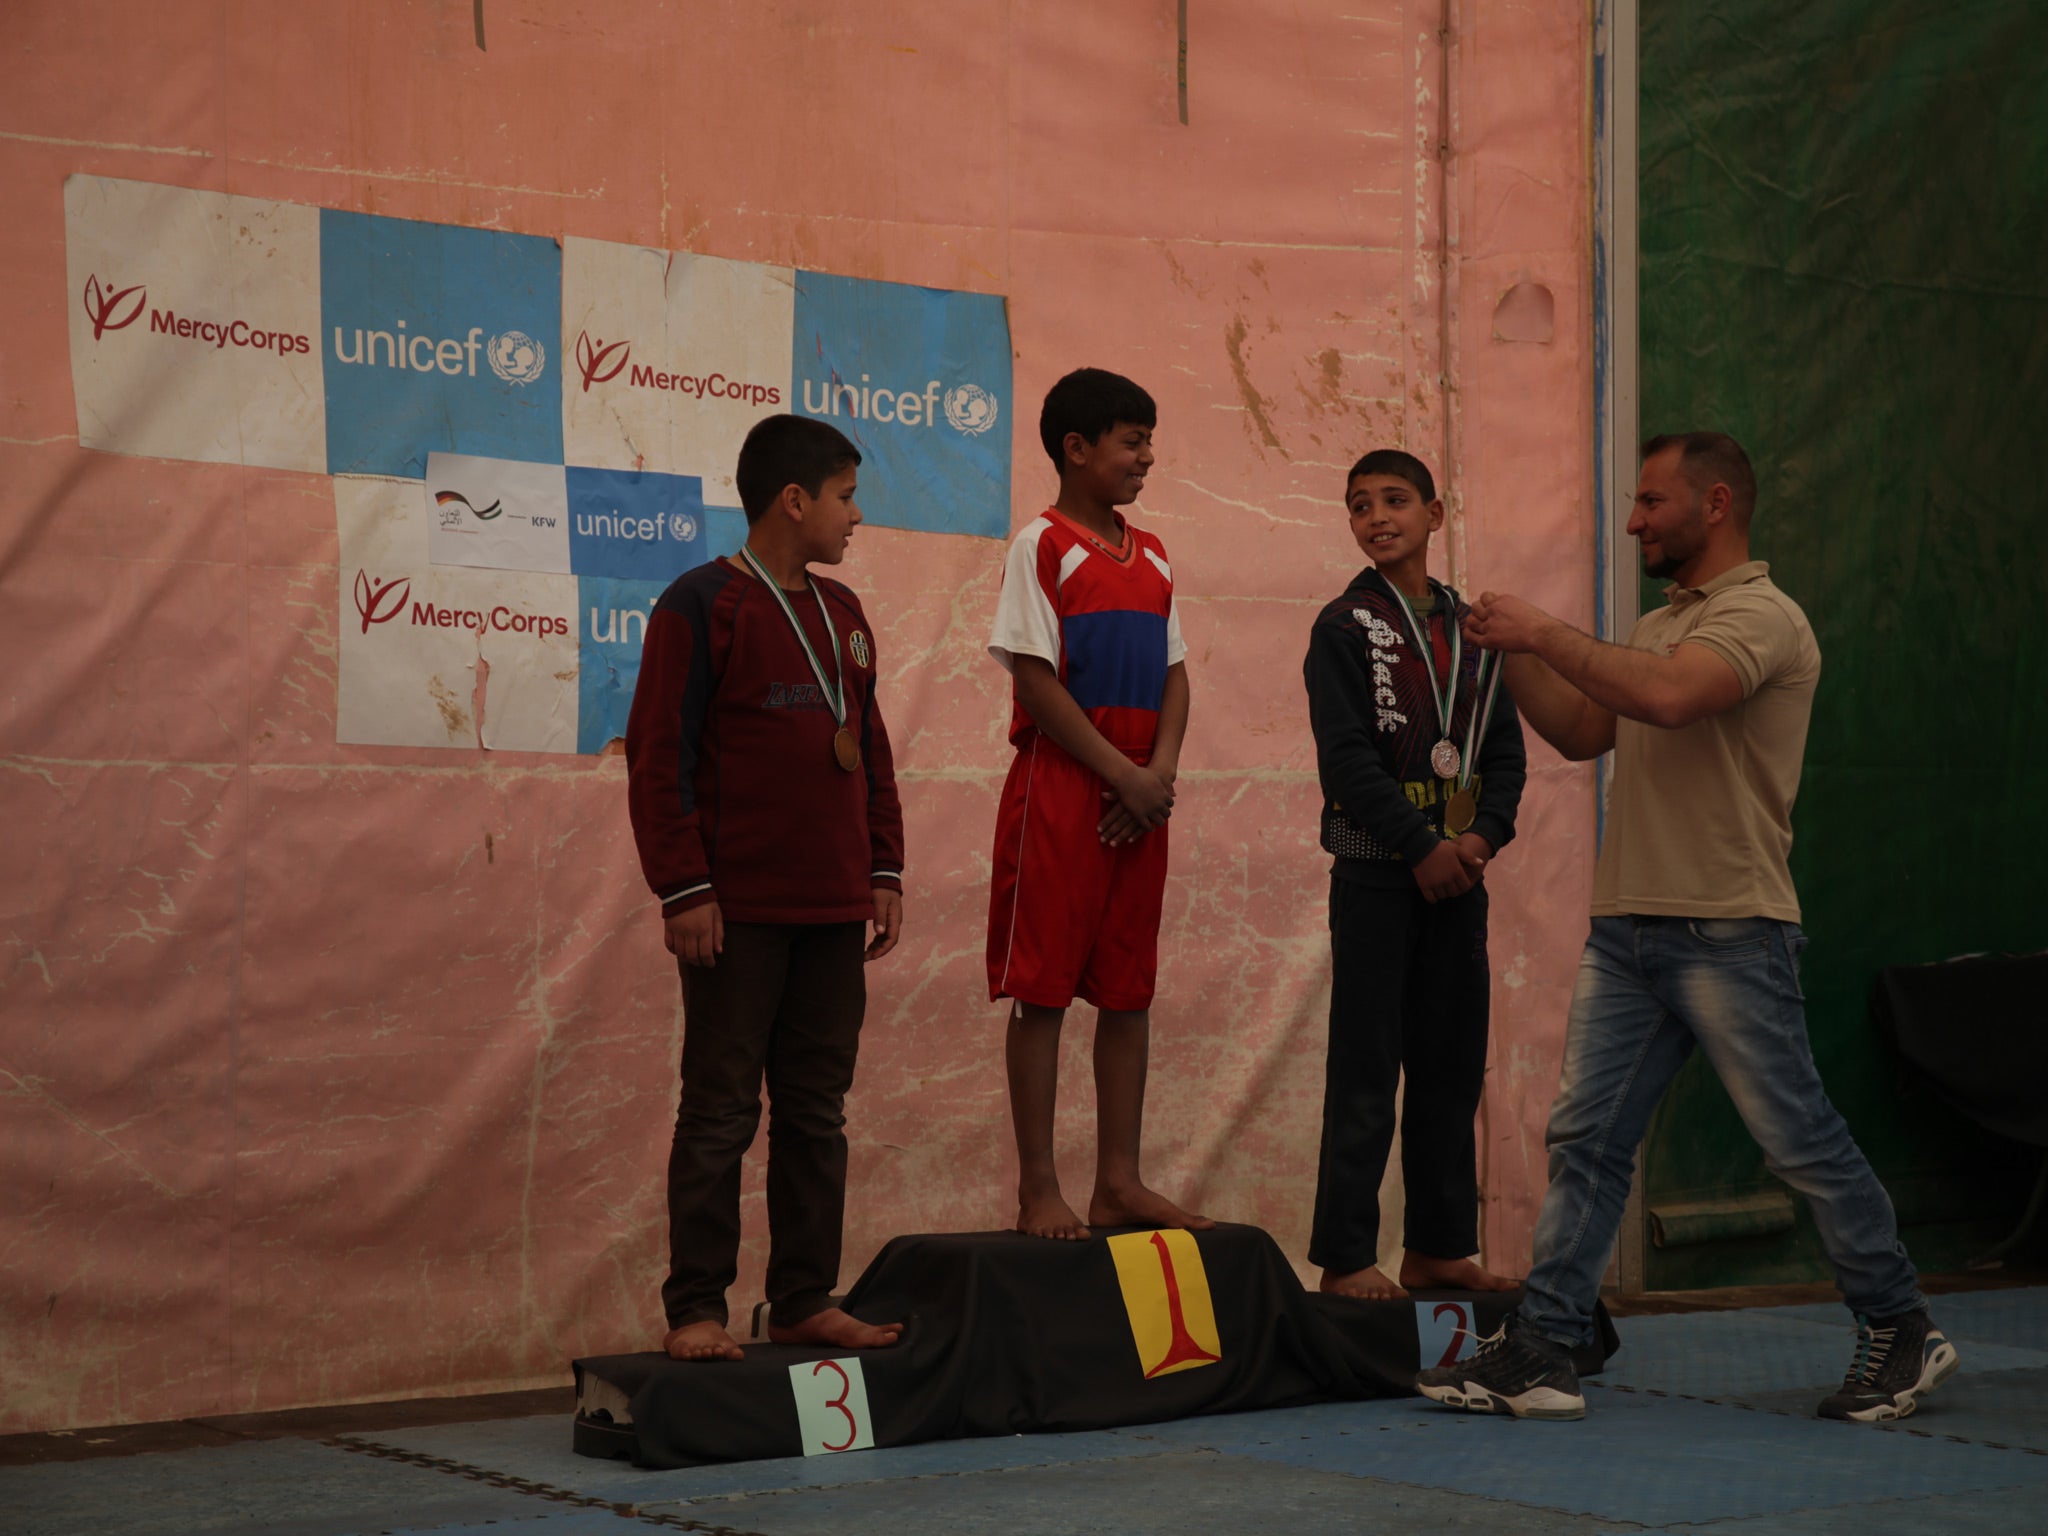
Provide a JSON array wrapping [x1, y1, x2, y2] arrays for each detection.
[[1416, 1299, 1478, 1370], [787, 1356, 875, 1456]]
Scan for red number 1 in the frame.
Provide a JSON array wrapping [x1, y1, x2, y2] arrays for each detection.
[[811, 1359, 859, 1452], [1143, 1231, 1222, 1378]]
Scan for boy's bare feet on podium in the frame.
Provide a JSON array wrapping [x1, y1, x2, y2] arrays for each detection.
[[1399, 1253, 1519, 1292], [1320, 1265, 1409, 1301], [768, 1307, 903, 1349], [663, 1321, 746, 1362], [1017, 1188, 1092, 1240], [1089, 1180, 1216, 1232]]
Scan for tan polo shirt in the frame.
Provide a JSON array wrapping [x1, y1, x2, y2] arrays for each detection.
[[1591, 561, 1820, 922]]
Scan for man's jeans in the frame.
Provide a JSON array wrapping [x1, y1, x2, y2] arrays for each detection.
[[1522, 916, 1923, 1347]]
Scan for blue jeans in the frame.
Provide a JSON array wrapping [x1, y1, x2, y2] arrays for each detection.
[[1522, 916, 1923, 1347]]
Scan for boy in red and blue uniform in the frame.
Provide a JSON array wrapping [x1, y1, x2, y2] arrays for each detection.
[[626, 414, 905, 1362], [985, 367, 1213, 1241]]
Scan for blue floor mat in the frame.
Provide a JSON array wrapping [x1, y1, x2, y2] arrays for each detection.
[[693, 1449, 1636, 1536], [0, 1437, 545, 1536], [1757, 1287, 2048, 1356], [1734, 1363, 2048, 1452], [1185, 1386, 2048, 1527], [351, 1415, 1167, 1505], [1600, 1310, 2048, 1397], [1105, 1397, 1428, 1450], [375, 1515, 648, 1536], [1660, 1483, 2048, 1536]]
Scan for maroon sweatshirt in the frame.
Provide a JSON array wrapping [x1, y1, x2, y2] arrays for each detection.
[[625, 558, 905, 923]]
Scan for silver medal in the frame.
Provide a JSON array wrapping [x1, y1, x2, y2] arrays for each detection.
[[1431, 738, 1461, 780]]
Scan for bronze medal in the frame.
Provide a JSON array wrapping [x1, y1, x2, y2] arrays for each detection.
[[833, 726, 861, 773], [1445, 787, 1477, 837]]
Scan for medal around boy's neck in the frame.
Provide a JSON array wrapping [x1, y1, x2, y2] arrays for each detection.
[[730, 537, 810, 592], [1372, 556, 1433, 602], [1051, 492, 1128, 552]]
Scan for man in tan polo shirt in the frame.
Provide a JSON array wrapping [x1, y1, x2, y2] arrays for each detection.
[[1413, 432, 1958, 1424]]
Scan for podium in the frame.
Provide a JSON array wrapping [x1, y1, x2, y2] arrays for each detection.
[[573, 1223, 1616, 1469]]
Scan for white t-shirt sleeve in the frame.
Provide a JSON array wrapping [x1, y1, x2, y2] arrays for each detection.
[[987, 523, 1061, 673], [1165, 593, 1187, 666]]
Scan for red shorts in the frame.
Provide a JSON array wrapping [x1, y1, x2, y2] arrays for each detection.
[[985, 739, 1169, 1012]]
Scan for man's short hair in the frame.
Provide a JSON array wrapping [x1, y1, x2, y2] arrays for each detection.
[[1346, 449, 1437, 503], [1642, 431, 1757, 526], [1039, 368, 1156, 466], [735, 414, 862, 522]]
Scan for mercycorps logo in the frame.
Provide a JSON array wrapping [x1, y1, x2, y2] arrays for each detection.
[[351, 570, 568, 642], [82, 276, 147, 339], [354, 571, 413, 634], [573, 329, 782, 405], [575, 330, 630, 392], [84, 274, 311, 355]]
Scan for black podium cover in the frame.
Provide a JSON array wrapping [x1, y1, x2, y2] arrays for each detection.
[[573, 1222, 1617, 1468]]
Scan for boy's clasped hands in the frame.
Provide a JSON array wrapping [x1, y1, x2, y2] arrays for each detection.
[[1098, 760, 1175, 846], [1413, 832, 1493, 903]]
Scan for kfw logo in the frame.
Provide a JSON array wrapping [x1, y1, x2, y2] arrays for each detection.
[[320, 210, 562, 476]]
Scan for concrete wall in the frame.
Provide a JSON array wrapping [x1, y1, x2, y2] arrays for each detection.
[[0, 0, 1594, 1431]]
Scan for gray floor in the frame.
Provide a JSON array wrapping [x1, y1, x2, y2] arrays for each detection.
[[11, 1290, 2048, 1535]]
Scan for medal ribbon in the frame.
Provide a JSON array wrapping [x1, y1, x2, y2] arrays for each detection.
[[737, 546, 847, 731], [1457, 651, 1505, 791], [1386, 578, 1461, 743]]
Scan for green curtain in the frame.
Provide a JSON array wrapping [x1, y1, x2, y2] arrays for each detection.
[[1636, 0, 2048, 1285]]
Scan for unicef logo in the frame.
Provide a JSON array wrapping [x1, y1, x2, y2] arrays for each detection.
[[943, 383, 999, 436], [487, 330, 547, 385], [669, 512, 698, 542]]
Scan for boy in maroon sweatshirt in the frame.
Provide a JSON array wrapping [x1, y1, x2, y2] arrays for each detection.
[[626, 414, 906, 1362]]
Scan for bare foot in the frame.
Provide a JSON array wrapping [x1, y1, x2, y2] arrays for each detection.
[[1018, 1189, 1092, 1240], [1399, 1253, 1520, 1292], [663, 1320, 745, 1361], [1088, 1181, 1216, 1232], [767, 1306, 903, 1349], [1319, 1264, 1409, 1301]]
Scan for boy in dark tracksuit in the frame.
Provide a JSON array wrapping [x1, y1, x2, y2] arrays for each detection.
[[626, 414, 906, 1362], [1302, 449, 1526, 1301]]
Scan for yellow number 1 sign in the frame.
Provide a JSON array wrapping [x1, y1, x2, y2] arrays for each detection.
[[1106, 1228, 1223, 1379]]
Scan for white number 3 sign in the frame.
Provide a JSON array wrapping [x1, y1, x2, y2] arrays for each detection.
[[788, 1356, 875, 1456]]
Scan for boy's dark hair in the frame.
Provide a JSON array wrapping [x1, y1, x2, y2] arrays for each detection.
[[1641, 431, 1757, 527], [1346, 449, 1437, 503], [1039, 368, 1156, 467], [735, 414, 862, 522]]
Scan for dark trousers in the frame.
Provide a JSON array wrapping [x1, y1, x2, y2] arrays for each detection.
[[1309, 876, 1491, 1272], [663, 920, 866, 1329]]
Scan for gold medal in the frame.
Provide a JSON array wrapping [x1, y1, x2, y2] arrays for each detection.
[[833, 726, 861, 773], [1445, 787, 1477, 837]]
